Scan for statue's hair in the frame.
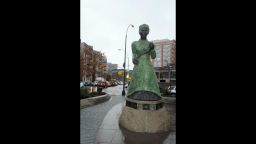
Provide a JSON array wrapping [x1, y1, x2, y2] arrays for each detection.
[[139, 24, 149, 31]]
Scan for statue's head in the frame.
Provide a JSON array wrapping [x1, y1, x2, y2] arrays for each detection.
[[139, 24, 149, 39]]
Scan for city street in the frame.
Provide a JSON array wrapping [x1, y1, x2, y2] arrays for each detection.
[[80, 85, 125, 144], [80, 85, 176, 144]]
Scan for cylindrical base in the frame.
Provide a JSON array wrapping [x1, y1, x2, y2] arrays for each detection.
[[119, 104, 171, 133]]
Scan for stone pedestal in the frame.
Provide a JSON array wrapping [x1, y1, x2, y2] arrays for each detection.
[[119, 97, 171, 133]]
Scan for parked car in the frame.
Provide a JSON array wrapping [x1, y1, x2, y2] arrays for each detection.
[[87, 82, 93, 86], [83, 81, 89, 86], [96, 81, 103, 87], [167, 86, 176, 96], [83, 81, 93, 86], [80, 82, 84, 88], [170, 86, 176, 96], [106, 81, 111, 87], [97, 81, 106, 87], [92, 81, 98, 86], [110, 81, 118, 86]]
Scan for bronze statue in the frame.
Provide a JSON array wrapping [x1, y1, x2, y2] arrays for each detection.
[[126, 24, 161, 100]]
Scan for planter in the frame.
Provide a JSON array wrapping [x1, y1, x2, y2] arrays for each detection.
[[80, 94, 110, 109]]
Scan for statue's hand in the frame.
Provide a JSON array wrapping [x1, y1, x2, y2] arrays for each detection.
[[149, 42, 154, 50], [133, 58, 139, 65]]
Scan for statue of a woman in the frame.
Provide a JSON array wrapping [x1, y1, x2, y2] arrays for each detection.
[[127, 24, 161, 101]]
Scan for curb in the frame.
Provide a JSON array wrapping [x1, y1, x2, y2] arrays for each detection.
[[160, 96, 176, 104], [80, 94, 111, 109]]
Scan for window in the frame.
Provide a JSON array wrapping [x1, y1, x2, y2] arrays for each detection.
[[171, 71, 176, 78], [164, 72, 169, 78], [160, 72, 169, 78]]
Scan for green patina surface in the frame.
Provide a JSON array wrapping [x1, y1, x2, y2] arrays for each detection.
[[127, 24, 160, 97]]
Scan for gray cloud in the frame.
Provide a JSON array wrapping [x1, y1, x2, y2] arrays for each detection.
[[81, 0, 176, 69]]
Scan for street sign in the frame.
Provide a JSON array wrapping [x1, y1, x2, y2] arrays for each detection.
[[118, 70, 123, 76]]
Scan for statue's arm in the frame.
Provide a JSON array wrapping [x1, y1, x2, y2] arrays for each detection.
[[149, 42, 156, 59], [132, 42, 138, 65]]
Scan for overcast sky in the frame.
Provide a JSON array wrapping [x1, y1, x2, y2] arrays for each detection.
[[81, 0, 175, 69]]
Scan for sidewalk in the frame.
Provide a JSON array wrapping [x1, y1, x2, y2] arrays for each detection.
[[95, 101, 176, 144]]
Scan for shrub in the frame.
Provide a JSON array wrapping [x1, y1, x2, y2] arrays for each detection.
[[90, 92, 106, 97], [159, 86, 169, 96], [159, 87, 165, 93], [80, 87, 89, 99]]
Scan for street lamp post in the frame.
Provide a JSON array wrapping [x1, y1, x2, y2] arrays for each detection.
[[122, 24, 134, 96], [118, 49, 130, 71], [165, 60, 172, 87]]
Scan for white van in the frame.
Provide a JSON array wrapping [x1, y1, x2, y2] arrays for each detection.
[[171, 86, 176, 96], [167, 86, 176, 96]]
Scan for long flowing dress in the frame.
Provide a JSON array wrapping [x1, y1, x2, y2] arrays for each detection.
[[126, 39, 161, 100]]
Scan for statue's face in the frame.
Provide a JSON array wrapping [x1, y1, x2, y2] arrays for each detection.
[[139, 27, 149, 38]]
